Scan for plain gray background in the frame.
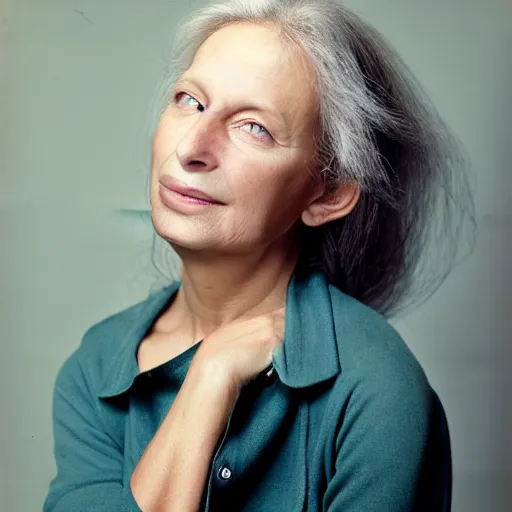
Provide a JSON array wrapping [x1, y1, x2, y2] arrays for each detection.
[[1, 0, 511, 510]]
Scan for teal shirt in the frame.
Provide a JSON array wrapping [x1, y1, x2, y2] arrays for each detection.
[[43, 272, 451, 511]]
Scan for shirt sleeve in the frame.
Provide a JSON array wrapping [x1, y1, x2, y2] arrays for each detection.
[[323, 368, 452, 511], [43, 349, 143, 512]]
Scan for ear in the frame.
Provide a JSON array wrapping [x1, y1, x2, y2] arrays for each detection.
[[301, 181, 360, 227]]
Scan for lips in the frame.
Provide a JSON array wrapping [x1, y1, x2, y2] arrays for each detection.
[[159, 175, 223, 204]]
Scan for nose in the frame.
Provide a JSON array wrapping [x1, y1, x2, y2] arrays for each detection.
[[175, 114, 220, 173]]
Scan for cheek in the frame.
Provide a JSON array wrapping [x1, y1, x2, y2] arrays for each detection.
[[152, 124, 171, 167], [232, 165, 307, 225]]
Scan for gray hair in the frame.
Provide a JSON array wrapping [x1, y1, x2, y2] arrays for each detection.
[[146, 0, 476, 319]]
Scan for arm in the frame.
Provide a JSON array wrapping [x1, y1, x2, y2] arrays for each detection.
[[130, 359, 239, 511], [44, 308, 284, 512], [324, 373, 450, 511], [43, 349, 238, 512], [43, 350, 143, 512]]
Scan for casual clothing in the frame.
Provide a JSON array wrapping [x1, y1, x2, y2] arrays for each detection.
[[43, 271, 452, 511]]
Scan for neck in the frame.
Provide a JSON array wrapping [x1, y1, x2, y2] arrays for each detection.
[[170, 236, 301, 344]]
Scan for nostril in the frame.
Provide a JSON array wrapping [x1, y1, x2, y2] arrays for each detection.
[[188, 160, 207, 168]]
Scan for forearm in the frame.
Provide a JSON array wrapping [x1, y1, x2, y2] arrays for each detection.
[[130, 362, 239, 512]]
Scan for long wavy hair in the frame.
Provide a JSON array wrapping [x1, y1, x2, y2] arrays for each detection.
[[145, 0, 476, 319]]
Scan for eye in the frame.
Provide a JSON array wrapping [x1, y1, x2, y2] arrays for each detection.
[[174, 91, 273, 142], [241, 122, 272, 140], [175, 91, 202, 109]]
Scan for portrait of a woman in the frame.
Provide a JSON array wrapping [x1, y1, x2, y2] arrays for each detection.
[[43, 0, 475, 510]]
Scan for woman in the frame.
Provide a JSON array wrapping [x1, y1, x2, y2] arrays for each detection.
[[43, 0, 475, 510]]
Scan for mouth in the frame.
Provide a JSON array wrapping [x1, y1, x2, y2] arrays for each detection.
[[159, 175, 224, 204]]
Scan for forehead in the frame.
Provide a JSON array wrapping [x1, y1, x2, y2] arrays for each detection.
[[182, 22, 319, 136]]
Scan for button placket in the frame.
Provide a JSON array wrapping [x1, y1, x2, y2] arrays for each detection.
[[204, 410, 236, 510]]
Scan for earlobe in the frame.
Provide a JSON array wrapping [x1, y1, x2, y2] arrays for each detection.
[[301, 181, 360, 227]]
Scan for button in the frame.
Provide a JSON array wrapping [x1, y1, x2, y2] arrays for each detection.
[[147, 371, 153, 378], [218, 466, 232, 480]]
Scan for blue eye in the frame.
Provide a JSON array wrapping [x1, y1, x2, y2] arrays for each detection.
[[176, 92, 201, 108], [174, 91, 273, 141], [243, 122, 272, 139]]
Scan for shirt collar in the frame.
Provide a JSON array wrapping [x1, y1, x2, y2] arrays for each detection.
[[95, 272, 340, 399], [272, 272, 341, 388], [95, 281, 181, 399]]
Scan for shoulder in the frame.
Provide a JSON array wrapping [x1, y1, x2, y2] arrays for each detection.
[[327, 284, 433, 428], [320, 286, 448, 510], [53, 288, 167, 393], [329, 283, 430, 389], [80, 293, 155, 356]]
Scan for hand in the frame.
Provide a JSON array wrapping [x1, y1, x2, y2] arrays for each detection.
[[130, 310, 286, 512], [190, 307, 286, 397]]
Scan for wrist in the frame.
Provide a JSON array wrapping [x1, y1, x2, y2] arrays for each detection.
[[187, 355, 241, 407]]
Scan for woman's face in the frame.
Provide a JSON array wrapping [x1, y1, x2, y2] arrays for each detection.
[[150, 22, 321, 256]]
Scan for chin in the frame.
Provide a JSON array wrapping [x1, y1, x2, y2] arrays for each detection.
[[150, 207, 213, 252]]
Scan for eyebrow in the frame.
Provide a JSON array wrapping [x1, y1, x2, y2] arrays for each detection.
[[174, 76, 290, 132]]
